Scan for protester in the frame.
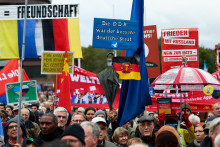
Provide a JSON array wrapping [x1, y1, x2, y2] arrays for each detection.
[[34, 113, 62, 146], [44, 102, 52, 113], [3, 116, 27, 147], [127, 138, 142, 146], [207, 102, 220, 122], [21, 108, 40, 139], [112, 127, 129, 147], [0, 103, 5, 111], [41, 139, 71, 147], [77, 107, 85, 114], [136, 115, 155, 147], [92, 117, 116, 147], [128, 143, 149, 147], [187, 124, 206, 147], [155, 125, 180, 147], [71, 112, 86, 125], [122, 121, 135, 138], [201, 117, 220, 147], [214, 133, 220, 147], [84, 106, 96, 121], [31, 104, 39, 111], [13, 106, 19, 115], [54, 107, 69, 130], [81, 121, 100, 147], [0, 111, 8, 127], [61, 124, 85, 147], [5, 105, 14, 119], [177, 103, 195, 146], [95, 110, 106, 119]]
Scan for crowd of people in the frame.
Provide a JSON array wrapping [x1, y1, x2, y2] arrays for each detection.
[[1, 101, 220, 147]]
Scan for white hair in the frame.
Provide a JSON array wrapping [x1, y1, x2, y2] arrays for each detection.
[[129, 143, 149, 147], [54, 107, 69, 118], [189, 114, 200, 125], [214, 133, 220, 147], [209, 117, 220, 136]]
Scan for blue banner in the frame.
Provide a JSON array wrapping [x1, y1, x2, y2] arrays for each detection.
[[92, 18, 138, 50]]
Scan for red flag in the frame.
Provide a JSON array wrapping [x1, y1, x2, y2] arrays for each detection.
[[59, 52, 71, 112]]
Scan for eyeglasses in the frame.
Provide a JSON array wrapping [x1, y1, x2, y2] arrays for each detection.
[[8, 125, 18, 130], [72, 120, 84, 123]]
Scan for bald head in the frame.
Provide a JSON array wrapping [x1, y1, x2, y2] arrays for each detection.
[[21, 108, 30, 123]]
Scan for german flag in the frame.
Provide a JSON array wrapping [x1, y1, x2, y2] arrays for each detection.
[[113, 54, 141, 80]]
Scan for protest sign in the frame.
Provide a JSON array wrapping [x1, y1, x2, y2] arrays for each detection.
[[0, 4, 78, 20], [5, 80, 38, 104], [92, 18, 138, 50], [41, 51, 74, 74], [144, 25, 161, 78], [157, 98, 172, 114], [161, 28, 199, 73]]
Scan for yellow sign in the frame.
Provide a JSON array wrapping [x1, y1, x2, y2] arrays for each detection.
[[41, 51, 74, 74], [204, 85, 214, 95]]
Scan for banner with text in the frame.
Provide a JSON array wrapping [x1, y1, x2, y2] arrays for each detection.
[[92, 18, 138, 50], [0, 4, 78, 20], [55, 66, 120, 109], [161, 28, 199, 73], [144, 25, 161, 78]]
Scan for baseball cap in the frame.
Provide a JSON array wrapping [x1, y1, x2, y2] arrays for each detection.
[[91, 117, 107, 125]]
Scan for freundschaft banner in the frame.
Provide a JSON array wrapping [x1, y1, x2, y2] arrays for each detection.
[[55, 66, 120, 109], [161, 28, 199, 73]]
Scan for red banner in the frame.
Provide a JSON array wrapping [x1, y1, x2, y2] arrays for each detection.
[[144, 25, 161, 78], [161, 28, 199, 73], [0, 59, 29, 97], [147, 90, 219, 112], [56, 66, 120, 109]]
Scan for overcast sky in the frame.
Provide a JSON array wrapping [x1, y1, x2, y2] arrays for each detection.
[[52, 0, 220, 49]]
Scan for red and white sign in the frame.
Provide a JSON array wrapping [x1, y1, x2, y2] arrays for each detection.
[[56, 66, 120, 109], [144, 25, 161, 78], [161, 28, 199, 73]]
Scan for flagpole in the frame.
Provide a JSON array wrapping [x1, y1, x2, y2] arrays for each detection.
[[17, 0, 28, 144]]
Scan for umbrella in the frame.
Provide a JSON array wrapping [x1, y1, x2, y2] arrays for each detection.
[[151, 66, 220, 122], [97, 66, 120, 110], [151, 67, 220, 90]]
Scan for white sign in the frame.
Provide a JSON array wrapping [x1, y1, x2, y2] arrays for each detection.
[[0, 4, 79, 20]]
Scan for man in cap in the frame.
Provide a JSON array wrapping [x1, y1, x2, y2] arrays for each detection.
[[207, 102, 220, 122], [61, 124, 85, 147], [91, 117, 116, 147], [136, 115, 155, 147], [3, 116, 27, 147], [54, 107, 69, 130], [201, 117, 220, 147], [177, 103, 195, 146], [94, 110, 106, 120]]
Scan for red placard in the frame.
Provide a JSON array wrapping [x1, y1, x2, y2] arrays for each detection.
[[161, 28, 199, 73], [144, 25, 161, 78]]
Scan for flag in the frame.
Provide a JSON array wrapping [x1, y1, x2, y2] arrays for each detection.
[[0, 18, 82, 59], [59, 51, 71, 112], [204, 60, 208, 71], [117, 0, 152, 126], [0, 59, 29, 104], [113, 53, 141, 80]]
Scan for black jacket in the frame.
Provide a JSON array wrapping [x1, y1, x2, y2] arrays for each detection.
[[200, 136, 212, 147], [34, 128, 62, 146], [140, 134, 156, 147]]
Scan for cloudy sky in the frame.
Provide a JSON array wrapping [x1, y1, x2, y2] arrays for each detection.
[[52, 0, 220, 49]]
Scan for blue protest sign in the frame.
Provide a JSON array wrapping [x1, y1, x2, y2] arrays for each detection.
[[92, 18, 138, 50]]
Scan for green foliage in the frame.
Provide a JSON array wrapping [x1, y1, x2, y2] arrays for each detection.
[[199, 47, 216, 73], [81, 46, 121, 74]]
